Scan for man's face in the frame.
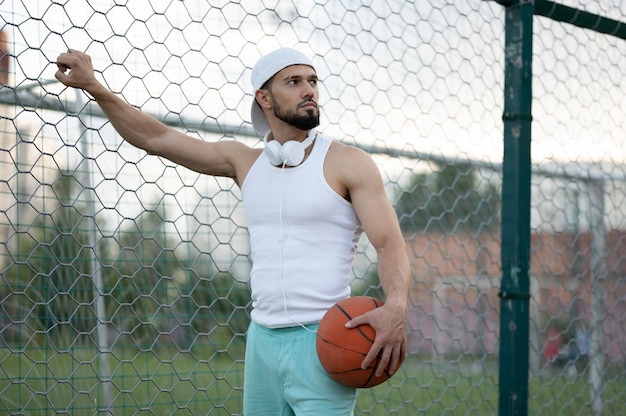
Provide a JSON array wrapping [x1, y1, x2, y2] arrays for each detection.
[[266, 64, 320, 131]]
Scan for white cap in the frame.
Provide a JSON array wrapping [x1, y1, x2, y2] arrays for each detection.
[[250, 48, 315, 136]]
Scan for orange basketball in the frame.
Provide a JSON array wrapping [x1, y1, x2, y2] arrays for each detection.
[[316, 296, 402, 388]]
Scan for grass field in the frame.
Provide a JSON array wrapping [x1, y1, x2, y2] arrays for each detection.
[[1, 346, 624, 415]]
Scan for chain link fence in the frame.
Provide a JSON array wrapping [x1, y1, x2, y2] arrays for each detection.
[[0, 1, 625, 414]]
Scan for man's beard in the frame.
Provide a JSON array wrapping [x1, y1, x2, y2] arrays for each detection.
[[272, 97, 320, 131]]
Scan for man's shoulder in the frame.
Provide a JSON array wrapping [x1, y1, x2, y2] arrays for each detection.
[[324, 138, 371, 162], [323, 138, 377, 182]]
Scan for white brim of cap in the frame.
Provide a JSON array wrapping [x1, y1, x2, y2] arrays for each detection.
[[251, 100, 271, 136]]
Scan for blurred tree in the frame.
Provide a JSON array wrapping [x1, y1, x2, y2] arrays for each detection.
[[2, 168, 251, 352], [394, 162, 500, 236], [108, 198, 188, 349], [2, 172, 102, 348]]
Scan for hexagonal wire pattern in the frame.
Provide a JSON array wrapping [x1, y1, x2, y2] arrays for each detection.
[[0, 1, 625, 415]]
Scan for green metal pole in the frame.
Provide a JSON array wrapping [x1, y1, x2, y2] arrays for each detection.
[[535, 0, 626, 40], [498, 1, 533, 415]]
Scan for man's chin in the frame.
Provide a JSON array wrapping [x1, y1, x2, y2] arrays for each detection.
[[293, 117, 320, 131]]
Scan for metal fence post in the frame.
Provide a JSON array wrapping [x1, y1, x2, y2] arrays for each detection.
[[498, 1, 533, 415]]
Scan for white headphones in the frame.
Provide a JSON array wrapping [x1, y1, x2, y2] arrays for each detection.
[[264, 130, 316, 166]]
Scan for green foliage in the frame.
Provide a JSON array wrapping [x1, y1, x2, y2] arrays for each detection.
[[106, 200, 186, 348], [351, 265, 385, 301], [1, 168, 251, 352], [2, 173, 99, 346], [394, 162, 500, 235]]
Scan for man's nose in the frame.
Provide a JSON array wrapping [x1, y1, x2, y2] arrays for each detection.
[[302, 82, 315, 97]]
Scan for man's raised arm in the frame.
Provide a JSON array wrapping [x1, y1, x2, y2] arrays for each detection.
[[54, 49, 250, 180]]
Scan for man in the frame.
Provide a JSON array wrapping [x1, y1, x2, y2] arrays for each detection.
[[55, 47, 410, 415]]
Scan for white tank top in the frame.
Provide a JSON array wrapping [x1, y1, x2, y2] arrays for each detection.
[[241, 133, 362, 328]]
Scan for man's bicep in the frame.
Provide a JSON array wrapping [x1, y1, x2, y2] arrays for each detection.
[[155, 133, 242, 178], [349, 160, 400, 249]]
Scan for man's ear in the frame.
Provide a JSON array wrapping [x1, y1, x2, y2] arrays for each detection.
[[255, 89, 272, 110]]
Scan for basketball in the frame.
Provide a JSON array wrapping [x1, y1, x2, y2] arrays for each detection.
[[316, 296, 402, 388]]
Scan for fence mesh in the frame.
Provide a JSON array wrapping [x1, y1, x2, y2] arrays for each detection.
[[0, 1, 625, 415]]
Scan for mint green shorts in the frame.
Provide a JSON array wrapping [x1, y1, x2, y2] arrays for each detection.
[[243, 322, 357, 415]]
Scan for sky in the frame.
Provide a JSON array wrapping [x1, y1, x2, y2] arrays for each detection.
[[1, 1, 624, 162], [1, 0, 625, 237]]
